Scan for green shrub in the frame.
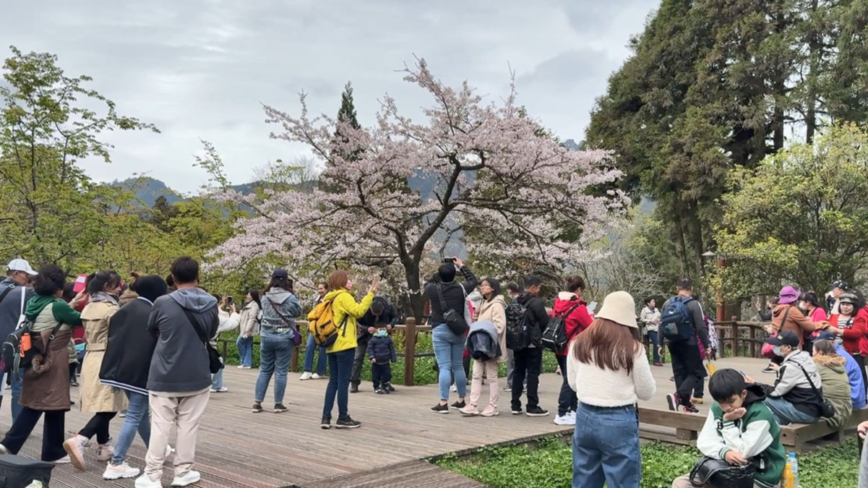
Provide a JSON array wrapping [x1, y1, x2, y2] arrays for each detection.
[[435, 436, 861, 488]]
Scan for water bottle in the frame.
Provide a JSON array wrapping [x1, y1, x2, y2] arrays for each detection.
[[789, 452, 800, 487]]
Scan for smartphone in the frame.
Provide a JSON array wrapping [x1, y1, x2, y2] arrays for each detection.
[[226, 296, 234, 305], [443, 257, 456, 263], [588, 302, 597, 313]]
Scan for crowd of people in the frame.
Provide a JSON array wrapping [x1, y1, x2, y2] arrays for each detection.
[[5, 253, 868, 488]]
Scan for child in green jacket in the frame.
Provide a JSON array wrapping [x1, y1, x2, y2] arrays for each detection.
[[672, 369, 786, 488]]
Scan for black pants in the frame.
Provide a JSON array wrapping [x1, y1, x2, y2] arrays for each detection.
[[1, 407, 65, 461], [556, 354, 577, 416], [351, 337, 370, 386], [669, 341, 703, 405], [855, 354, 868, 395], [69, 363, 77, 383], [511, 347, 543, 410], [371, 362, 392, 389], [78, 411, 117, 445]]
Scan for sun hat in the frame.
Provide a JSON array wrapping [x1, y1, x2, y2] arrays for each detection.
[[596, 291, 638, 329], [778, 286, 800, 305]]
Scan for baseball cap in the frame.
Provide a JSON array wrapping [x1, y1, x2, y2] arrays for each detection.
[[765, 330, 800, 348], [7, 259, 37, 276], [271, 269, 288, 280], [816, 330, 838, 341]]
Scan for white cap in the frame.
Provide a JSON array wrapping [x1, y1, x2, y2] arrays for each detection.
[[6, 259, 37, 276]]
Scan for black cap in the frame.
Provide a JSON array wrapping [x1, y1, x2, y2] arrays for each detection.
[[765, 330, 800, 348], [831, 280, 849, 290], [272, 269, 288, 280]]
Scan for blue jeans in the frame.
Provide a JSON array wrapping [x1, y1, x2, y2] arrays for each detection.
[[322, 348, 354, 420], [236, 336, 253, 368], [112, 390, 150, 465], [433, 325, 466, 401], [255, 330, 294, 404], [573, 403, 641, 488], [11, 373, 22, 423], [303, 333, 327, 375], [647, 331, 660, 363], [764, 397, 819, 425]]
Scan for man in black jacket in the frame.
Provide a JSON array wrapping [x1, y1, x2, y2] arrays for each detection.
[[658, 278, 709, 414], [351, 295, 397, 393], [511, 275, 550, 417]]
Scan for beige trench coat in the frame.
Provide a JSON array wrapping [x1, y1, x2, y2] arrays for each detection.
[[474, 295, 508, 363], [79, 301, 127, 413]]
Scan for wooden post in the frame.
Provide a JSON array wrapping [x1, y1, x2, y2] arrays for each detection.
[[403, 317, 417, 387], [290, 346, 299, 373], [749, 325, 757, 358], [221, 340, 228, 359], [730, 320, 739, 357]]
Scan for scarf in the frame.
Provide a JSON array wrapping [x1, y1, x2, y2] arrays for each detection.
[[90, 291, 119, 306]]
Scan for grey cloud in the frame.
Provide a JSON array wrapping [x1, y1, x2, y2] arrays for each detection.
[[0, 0, 657, 193]]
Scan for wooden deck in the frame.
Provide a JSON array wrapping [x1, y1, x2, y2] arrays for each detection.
[[4, 357, 772, 487]]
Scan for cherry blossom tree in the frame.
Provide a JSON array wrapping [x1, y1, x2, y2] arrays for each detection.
[[210, 60, 626, 318]]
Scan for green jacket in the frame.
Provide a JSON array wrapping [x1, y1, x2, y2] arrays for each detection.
[[25, 295, 81, 331], [698, 384, 786, 487], [815, 354, 853, 429]]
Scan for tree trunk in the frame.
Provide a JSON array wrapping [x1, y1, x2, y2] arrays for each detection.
[[673, 203, 689, 278], [805, 0, 819, 145], [402, 259, 426, 322], [772, 0, 787, 152]]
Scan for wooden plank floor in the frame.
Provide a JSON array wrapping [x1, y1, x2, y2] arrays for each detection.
[[3, 357, 770, 487]]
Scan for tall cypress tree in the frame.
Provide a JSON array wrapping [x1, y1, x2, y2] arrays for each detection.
[[336, 82, 360, 130]]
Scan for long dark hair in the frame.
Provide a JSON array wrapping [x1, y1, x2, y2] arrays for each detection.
[[265, 277, 293, 294], [248, 289, 262, 310], [87, 270, 121, 295], [573, 319, 642, 374], [482, 277, 501, 300]]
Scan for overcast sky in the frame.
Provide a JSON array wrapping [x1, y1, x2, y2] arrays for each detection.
[[1, 0, 657, 194]]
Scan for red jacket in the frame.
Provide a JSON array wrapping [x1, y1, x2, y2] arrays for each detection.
[[831, 308, 868, 357], [551, 293, 594, 357]]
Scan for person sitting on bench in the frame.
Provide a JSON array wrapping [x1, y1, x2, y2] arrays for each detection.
[[671, 368, 785, 488], [755, 330, 825, 426]]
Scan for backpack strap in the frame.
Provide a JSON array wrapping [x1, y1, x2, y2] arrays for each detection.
[[267, 298, 299, 335], [179, 304, 210, 347], [0, 286, 14, 307]]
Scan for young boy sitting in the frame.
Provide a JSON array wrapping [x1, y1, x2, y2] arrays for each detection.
[[672, 369, 786, 488], [368, 323, 397, 394]]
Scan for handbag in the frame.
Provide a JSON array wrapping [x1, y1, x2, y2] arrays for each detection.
[[436, 284, 469, 336], [689, 457, 756, 488], [180, 307, 223, 374], [761, 306, 791, 359], [793, 362, 836, 418], [268, 299, 303, 346]]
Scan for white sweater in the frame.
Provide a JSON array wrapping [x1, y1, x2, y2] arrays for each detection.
[[567, 342, 657, 407]]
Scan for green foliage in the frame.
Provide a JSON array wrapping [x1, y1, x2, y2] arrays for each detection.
[[714, 124, 868, 298], [437, 437, 861, 488]]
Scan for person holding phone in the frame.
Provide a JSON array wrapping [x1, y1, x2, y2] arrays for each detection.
[[318, 270, 378, 429]]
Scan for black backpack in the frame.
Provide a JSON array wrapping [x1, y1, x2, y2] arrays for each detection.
[[0, 455, 54, 487], [1, 317, 63, 381], [541, 301, 582, 353], [505, 300, 530, 351]]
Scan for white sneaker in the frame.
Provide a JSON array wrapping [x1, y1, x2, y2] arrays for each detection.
[[554, 414, 576, 426], [63, 434, 88, 471], [97, 441, 114, 462], [300, 371, 313, 380], [52, 455, 71, 464], [171, 470, 201, 487], [450, 384, 457, 392], [311, 373, 322, 379], [237, 365, 245, 369], [209, 387, 228, 393], [104, 462, 141, 480], [135, 474, 162, 488]]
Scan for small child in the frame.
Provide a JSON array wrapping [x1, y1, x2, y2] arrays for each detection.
[[671, 368, 786, 488], [368, 324, 397, 394]]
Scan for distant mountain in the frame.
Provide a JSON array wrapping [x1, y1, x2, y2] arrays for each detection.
[[111, 177, 259, 207]]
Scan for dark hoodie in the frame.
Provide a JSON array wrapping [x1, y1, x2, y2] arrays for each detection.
[[147, 288, 218, 393], [424, 266, 478, 327], [699, 384, 786, 487], [517, 291, 549, 348]]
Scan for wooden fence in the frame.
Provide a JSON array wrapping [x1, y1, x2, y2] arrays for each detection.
[[218, 318, 434, 386], [219, 316, 772, 387]]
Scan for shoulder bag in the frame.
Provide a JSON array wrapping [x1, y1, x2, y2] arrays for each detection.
[[436, 284, 469, 336], [793, 361, 836, 418], [268, 299, 303, 346], [689, 456, 756, 488], [180, 306, 223, 374]]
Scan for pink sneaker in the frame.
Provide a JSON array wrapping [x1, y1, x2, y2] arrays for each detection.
[[480, 405, 499, 417], [97, 441, 114, 462], [459, 405, 480, 416], [63, 435, 88, 471]]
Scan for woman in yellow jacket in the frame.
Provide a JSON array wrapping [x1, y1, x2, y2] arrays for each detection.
[[313, 270, 378, 429]]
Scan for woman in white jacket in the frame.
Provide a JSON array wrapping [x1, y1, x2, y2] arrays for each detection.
[[568, 291, 656, 488], [460, 278, 507, 418], [211, 297, 240, 393], [236, 291, 261, 369], [640, 297, 662, 366]]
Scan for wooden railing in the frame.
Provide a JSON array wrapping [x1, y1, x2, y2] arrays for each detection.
[[218, 317, 435, 386], [713, 319, 770, 359]]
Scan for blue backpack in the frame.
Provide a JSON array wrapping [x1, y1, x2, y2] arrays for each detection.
[[661, 296, 695, 342]]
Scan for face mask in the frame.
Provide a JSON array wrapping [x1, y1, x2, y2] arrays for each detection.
[[376, 329, 387, 338], [773, 345, 784, 357]]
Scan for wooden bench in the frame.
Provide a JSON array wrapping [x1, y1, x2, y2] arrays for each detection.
[[638, 406, 868, 452]]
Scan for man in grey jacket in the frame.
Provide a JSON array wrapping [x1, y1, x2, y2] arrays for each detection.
[[137, 257, 218, 488], [757, 330, 824, 426], [0, 259, 36, 419]]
